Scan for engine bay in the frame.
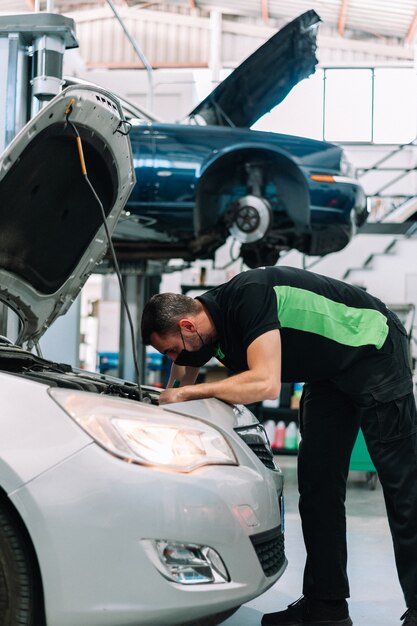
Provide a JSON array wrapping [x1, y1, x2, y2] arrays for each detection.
[[0, 344, 159, 404]]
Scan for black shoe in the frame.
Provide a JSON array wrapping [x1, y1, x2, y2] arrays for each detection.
[[402, 609, 417, 626], [261, 596, 353, 626]]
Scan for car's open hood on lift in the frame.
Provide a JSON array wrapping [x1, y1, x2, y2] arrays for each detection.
[[0, 85, 135, 347], [188, 10, 320, 128]]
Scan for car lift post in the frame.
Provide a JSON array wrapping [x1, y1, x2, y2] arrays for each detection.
[[0, 13, 78, 152], [118, 262, 162, 385]]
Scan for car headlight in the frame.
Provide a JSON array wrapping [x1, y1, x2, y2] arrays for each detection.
[[49, 388, 237, 472]]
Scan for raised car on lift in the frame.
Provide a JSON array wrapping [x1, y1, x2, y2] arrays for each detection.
[[111, 10, 367, 268]]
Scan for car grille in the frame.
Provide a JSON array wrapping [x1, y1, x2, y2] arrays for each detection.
[[245, 442, 276, 470], [250, 526, 285, 577], [235, 424, 277, 470]]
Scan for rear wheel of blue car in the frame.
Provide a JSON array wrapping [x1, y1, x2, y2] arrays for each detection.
[[0, 504, 45, 626]]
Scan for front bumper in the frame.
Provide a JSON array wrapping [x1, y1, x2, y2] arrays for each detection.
[[11, 440, 285, 626]]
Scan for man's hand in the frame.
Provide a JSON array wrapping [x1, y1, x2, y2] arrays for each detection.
[[159, 386, 188, 404]]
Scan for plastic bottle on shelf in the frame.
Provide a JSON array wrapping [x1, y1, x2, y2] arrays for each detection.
[[263, 420, 276, 445], [290, 382, 304, 409], [273, 421, 286, 449], [284, 421, 298, 450]]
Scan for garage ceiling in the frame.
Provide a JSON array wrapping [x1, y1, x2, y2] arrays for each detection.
[[138, 1, 417, 43], [0, 0, 416, 45]]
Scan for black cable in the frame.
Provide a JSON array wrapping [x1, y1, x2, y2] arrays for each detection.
[[65, 107, 143, 401]]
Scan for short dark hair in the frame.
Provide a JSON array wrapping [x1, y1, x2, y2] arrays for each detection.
[[141, 293, 200, 345]]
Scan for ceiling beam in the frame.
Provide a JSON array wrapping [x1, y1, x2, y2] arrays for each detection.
[[338, 0, 349, 37], [405, 9, 417, 44], [136, 2, 161, 8]]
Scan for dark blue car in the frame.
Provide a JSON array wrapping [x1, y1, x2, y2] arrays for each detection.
[[111, 10, 367, 268]]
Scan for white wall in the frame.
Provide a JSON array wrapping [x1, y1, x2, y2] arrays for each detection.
[[64, 50, 199, 121]]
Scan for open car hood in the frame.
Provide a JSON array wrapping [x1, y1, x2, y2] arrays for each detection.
[[188, 10, 320, 128], [0, 85, 135, 347]]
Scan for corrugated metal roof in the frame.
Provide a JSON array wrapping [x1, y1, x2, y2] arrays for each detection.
[[1, 0, 417, 43], [65, 6, 413, 68], [0, 1, 415, 67], [72, 7, 210, 67], [150, 0, 417, 41]]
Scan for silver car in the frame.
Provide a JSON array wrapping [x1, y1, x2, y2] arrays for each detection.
[[0, 85, 285, 626]]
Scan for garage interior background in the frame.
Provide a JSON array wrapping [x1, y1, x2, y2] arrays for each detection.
[[1, 0, 416, 381]]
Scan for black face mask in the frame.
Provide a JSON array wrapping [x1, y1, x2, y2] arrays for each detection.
[[175, 330, 214, 367]]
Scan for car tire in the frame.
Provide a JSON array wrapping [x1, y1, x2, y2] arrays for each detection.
[[0, 504, 43, 626], [241, 243, 280, 268]]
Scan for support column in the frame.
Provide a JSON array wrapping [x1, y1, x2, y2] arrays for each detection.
[[209, 10, 222, 86], [118, 268, 161, 384]]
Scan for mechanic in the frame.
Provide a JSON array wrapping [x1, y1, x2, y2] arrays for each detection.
[[140, 266, 417, 626]]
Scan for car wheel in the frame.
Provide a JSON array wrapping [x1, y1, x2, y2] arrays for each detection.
[[0, 504, 44, 626], [241, 242, 280, 268]]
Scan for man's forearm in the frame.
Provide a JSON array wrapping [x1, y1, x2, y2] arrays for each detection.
[[162, 369, 280, 405], [160, 330, 282, 405]]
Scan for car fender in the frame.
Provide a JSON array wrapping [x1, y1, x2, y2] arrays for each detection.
[[0, 372, 91, 494], [195, 141, 311, 234]]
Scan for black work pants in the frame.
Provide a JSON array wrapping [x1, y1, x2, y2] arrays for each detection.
[[298, 330, 417, 607]]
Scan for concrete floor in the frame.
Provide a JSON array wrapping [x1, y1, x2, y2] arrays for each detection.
[[221, 455, 405, 626]]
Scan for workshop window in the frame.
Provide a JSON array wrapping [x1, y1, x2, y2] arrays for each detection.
[[373, 68, 417, 144], [253, 66, 417, 146], [323, 67, 417, 144], [324, 68, 373, 142]]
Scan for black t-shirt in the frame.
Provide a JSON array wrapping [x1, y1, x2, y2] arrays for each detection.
[[197, 266, 402, 395]]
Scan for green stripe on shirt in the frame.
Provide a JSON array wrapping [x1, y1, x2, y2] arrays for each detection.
[[273, 285, 389, 349]]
